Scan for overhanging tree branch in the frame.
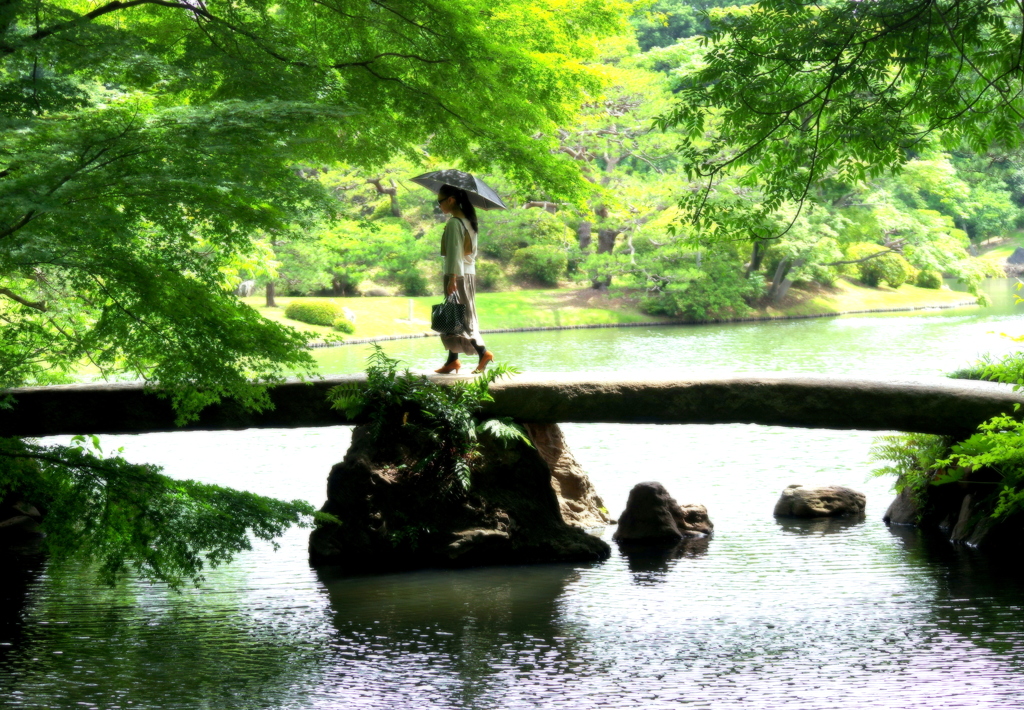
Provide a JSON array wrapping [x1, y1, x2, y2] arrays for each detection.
[[0, 288, 46, 311]]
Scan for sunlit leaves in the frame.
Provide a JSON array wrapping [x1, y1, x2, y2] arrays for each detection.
[[326, 345, 523, 492], [661, 0, 1024, 240], [0, 437, 317, 589]]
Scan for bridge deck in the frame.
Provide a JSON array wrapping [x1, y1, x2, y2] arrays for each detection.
[[2, 373, 1021, 438]]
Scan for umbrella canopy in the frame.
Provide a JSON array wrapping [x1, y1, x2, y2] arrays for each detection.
[[409, 169, 507, 210]]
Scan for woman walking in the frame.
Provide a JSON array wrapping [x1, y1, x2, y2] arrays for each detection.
[[435, 183, 494, 374]]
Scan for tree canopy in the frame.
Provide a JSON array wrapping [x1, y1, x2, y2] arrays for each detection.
[[0, 0, 625, 412], [661, 0, 1024, 241], [0, 0, 626, 587]]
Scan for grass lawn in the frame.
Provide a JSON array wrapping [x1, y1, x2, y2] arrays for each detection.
[[242, 279, 976, 342], [770, 278, 976, 318], [979, 232, 1024, 263]]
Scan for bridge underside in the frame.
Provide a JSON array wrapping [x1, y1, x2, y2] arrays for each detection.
[[2, 373, 1021, 439]]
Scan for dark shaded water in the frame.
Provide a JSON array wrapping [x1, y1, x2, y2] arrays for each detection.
[[3, 280, 1024, 709]]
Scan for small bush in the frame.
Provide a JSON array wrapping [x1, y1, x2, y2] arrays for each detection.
[[284, 299, 341, 327], [511, 245, 568, 286], [845, 243, 915, 288], [916, 269, 943, 289], [640, 259, 764, 321], [332, 317, 355, 334], [399, 267, 432, 297], [475, 260, 508, 291], [479, 210, 574, 263]]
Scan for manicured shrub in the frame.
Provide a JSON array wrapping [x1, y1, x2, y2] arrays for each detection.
[[284, 299, 341, 327], [479, 210, 574, 263], [640, 259, 764, 321], [475, 260, 508, 291], [916, 269, 943, 289], [399, 266, 432, 297], [845, 243, 915, 288], [332, 317, 356, 334], [511, 244, 568, 286]]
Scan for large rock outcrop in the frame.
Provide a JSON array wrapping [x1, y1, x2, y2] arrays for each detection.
[[308, 423, 610, 572], [884, 474, 1024, 550], [773, 484, 866, 518], [882, 487, 919, 526], [612, 482, 713, 543], [522, 423, 611, 529]]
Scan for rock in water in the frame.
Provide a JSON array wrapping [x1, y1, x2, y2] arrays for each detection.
[[308, 423, 610, 572], [612, 482, 713, 542], [1, 490, 45, 555], [523, 423, 611, 529], [883, 487, 919, 526], [773, 484, 866, 518]]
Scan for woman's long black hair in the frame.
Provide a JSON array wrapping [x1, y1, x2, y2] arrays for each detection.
[[438, 184, 479, 234]]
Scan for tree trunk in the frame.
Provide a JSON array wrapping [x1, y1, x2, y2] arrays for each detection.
[[746, 241, 766, 278], [265, 281, 277, 308], [597, 228, 619, 254], [768, 257, 805, 305], [578, 221, 592, 250], [367, 178, 401, 218], [591, 228, 621, 290]]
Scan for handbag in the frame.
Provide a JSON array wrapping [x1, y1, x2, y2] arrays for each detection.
[[430, 291, 467, 335]]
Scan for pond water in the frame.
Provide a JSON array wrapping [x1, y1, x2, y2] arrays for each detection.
[[3, 280, 1024, 709]]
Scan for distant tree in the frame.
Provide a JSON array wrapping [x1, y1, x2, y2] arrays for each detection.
[[661, 0, 1024, 242], [629, 0, 753, 51]]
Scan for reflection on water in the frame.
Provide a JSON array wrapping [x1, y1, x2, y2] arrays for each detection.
[[616, 536, 711, 580], [3, 280, 1024, 708], [774, 514, 868, 536], [315, 565, 586, 709], [5, 423, 1024, 708]]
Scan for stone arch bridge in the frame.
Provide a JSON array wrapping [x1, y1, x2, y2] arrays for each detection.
[[2, 374, 1021, 439]]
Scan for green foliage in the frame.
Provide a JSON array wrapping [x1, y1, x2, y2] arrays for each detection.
[[1, 0, 629, 400], [661, 0, 1024, 243], [760, 206, 844, 287], [629, 0, 752, 51], [937, 416, 1024, 521], [332, 317, 356, 334], [479, 210, 575, 263], [511, 245, 569, 286], [259, 16, 1005, 309], [327, 345, 527, 493], [876, 330, 1024, 526], [844, 244, 915, 289], [951, 342, 1024, 386], [870, 433, 951, 498], [399, 269, 433, 298], [475, 261, 510, 292], [284, 300, 341, 327], [0, 437, 317, 589], [641, 255, 763, 321], [947, 353, 1003, 381], [915, 270, 944, 289]]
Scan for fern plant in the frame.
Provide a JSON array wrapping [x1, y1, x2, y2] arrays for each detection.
[[870, 433, 950, 494], [872, 284, 1024, 527], [327, 345, 530, 491]]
